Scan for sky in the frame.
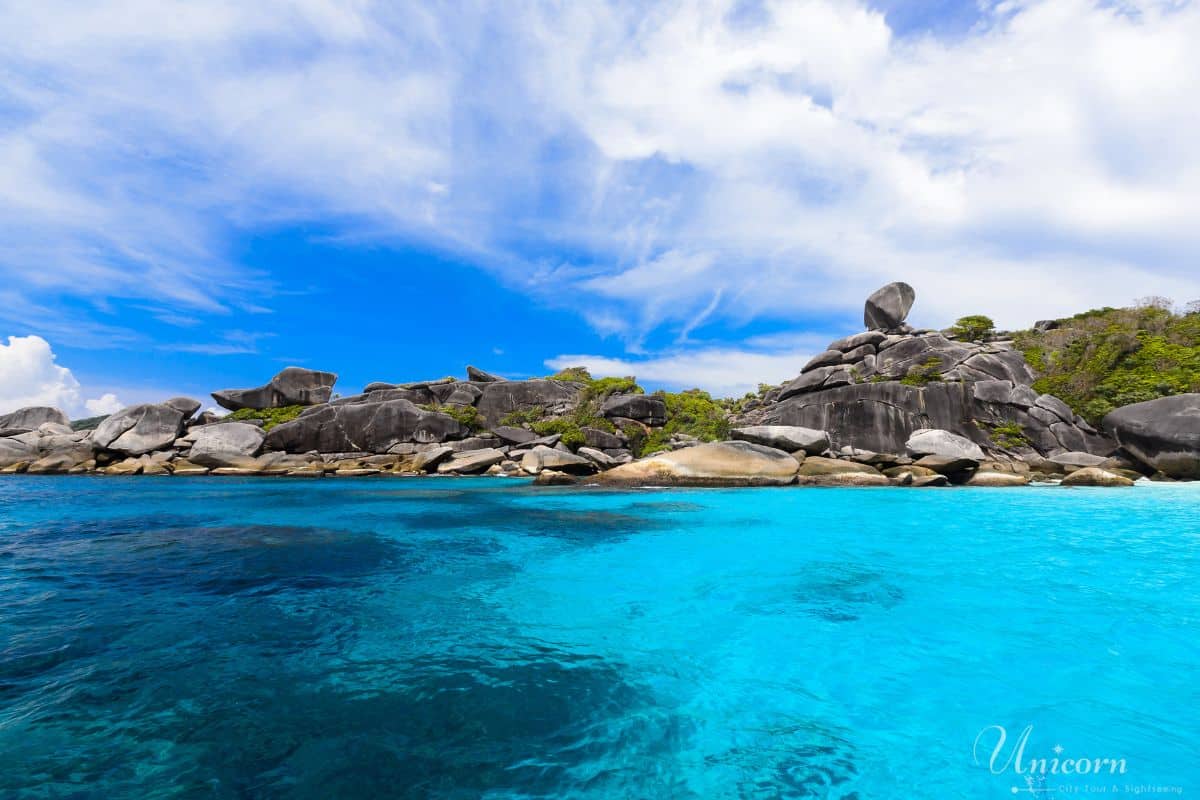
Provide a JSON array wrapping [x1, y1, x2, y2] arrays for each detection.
[[2, 0, 1200, 416]]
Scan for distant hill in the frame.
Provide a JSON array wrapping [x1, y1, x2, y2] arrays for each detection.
[[1013, 299, 1200, 424]]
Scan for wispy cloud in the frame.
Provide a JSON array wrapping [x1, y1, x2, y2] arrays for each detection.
[[158, 330, 274, 356], [1, 0, 1199, 353]]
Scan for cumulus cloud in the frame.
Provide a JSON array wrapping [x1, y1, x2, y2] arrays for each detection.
[[2, 0, 1199, 347], [0, 335, 122, 417], [85, 393, 124, 416]]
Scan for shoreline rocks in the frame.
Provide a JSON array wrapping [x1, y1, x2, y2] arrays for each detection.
[[1, 284, 1196, 486], [596, 441, 800, 486], [1103, 395, 1200, 479]]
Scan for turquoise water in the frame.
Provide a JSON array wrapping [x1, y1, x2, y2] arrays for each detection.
[[1, 477, 1197, 798]]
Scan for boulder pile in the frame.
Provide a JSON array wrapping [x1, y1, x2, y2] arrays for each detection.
[[741, 281, 1112, 460], [0, 283, 1195, 485]]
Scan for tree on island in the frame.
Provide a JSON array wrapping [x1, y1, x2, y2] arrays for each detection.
[[948, 315, 996, 342]]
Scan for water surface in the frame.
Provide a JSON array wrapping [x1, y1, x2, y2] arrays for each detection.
[[2, 477, 1197, 797]]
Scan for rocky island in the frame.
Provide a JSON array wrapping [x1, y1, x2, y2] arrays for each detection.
[[2, 283, 1197, 487]]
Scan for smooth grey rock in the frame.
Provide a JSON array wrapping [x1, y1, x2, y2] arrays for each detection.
[[437, 448, 507, 474], [828, 331, 887, 352], [731, 425, 829, 454], [906, 429, 986, 461], [265, 399, 468, 454], [1103, 394, 1200, 479], [476, 380, 581, 426], [577, 446, 619, 469], [411, 445, 454, 472], [778, 366, 839, 401], [802, 350, 844, 371], [92, 403, 186, 455], [822, 368, 854, 389], [444, 384, 484, 406], [0, 406, 70, 431], [1035, 394, 1075, 424], [972, 379, 1017, 405], [600, 394, 667, 426], [212, 367, 337, 411], [187, 422, 265, 467], [581, 426, 624, 449], [760, 381, 1111, 459], [0, 436, 37, 467], [1048, 451, 1107, 471], [968, 379, 1042, 409], [447, 436, 504, 453], [466, 365, 504, 382], [959, 352, 1035, 385], [864, 281, 916, 330], [163, 397, 202, 418], [841, 344, 876, 363], [492, 426, 537, 445], [521, 445, 596, 475]]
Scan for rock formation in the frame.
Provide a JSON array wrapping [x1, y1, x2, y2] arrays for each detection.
[[0, 406, 71, 432], [741, 282, 1110, 459], [1, 283, 1196, 484], [212, 367, 337, 411], [93, 403, 187, 455], [863, 281, 916, 330], [265, 398, 469, 453], [1103, 394, 1200, 479]]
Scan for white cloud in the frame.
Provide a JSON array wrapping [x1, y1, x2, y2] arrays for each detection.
[[1, 0, 1199, 348], [85, 393, 123, 416], [0, 335, 123, 417]]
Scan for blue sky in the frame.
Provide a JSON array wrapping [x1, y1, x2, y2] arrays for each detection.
[[2, 0, 1199, 415]]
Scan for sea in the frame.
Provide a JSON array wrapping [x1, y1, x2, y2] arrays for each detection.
[[2, 476, 1197, 798]]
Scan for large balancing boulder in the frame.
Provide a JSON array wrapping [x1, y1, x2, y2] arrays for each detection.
[[597, 441, 799, 487], [1102, 394, 1200, 479], [864, 281, 916, 331], [212, 367, 337, 411], [264, 399, 468, 454]]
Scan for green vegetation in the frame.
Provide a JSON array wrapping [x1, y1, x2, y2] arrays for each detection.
[[948, 314, 996, 342], [529, 407, 616, 450], [227, 404, 305, 431], [548, 366, 643, 398], [986, 421, 1029, 449], [636, 389, 731, 456], [547, 366, 592, 382], [70, 415, 108, 432], [499, 406, 546, 426], [421, 403, 486, 432], [1013, 301, 1200, 423], [900, 357, 944, 386], [513, 366, 643, 449]]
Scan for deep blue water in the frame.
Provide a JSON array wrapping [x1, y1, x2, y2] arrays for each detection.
[[1, 477, 1198, 798]]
